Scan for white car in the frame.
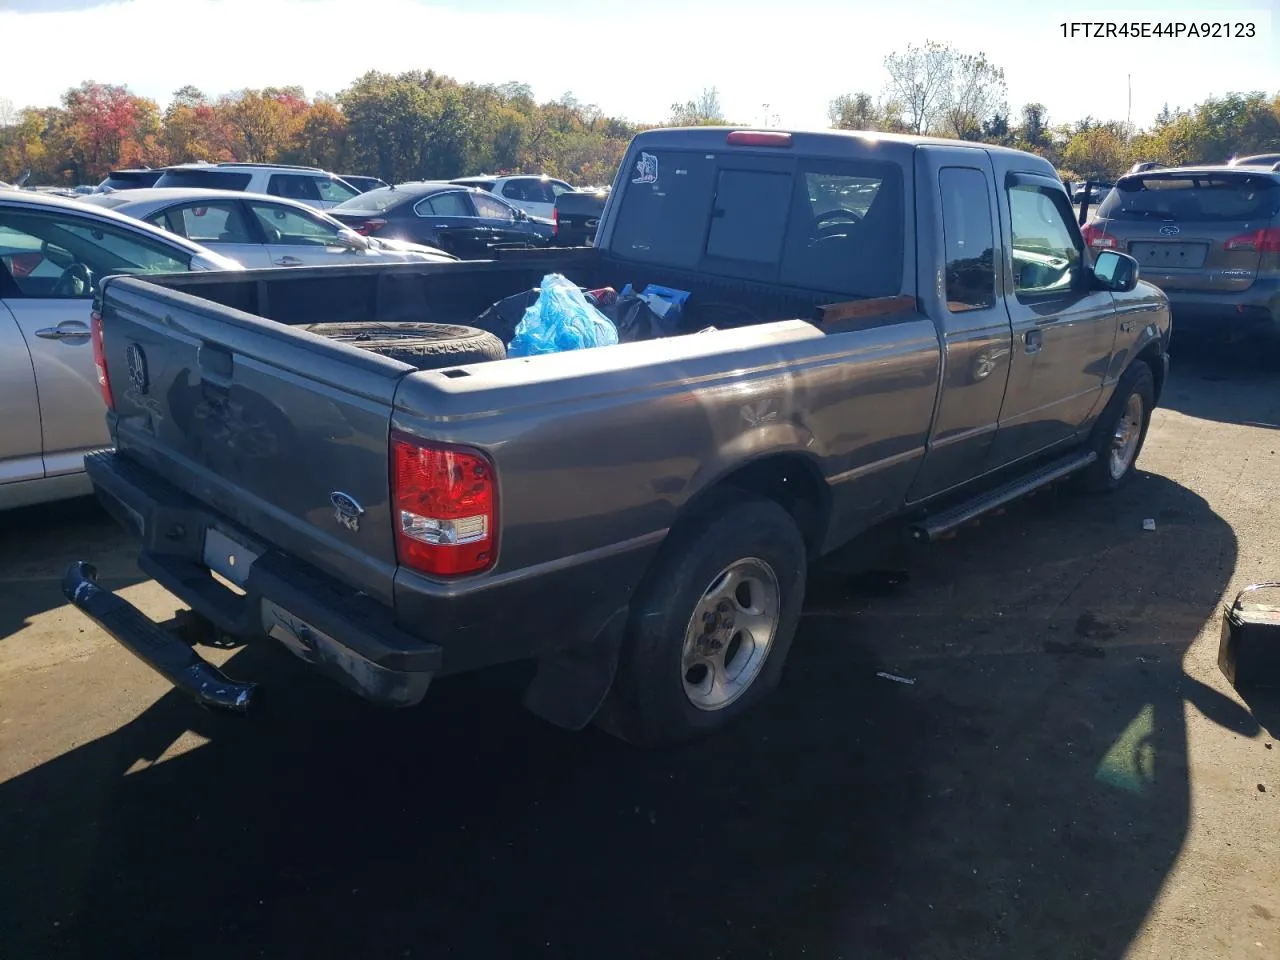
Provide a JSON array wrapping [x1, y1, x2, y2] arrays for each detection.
[[449, 174, 576, 220], [1, 191, 243, 510], [148, 163, 362, 210], [83, 188, 456, 268]]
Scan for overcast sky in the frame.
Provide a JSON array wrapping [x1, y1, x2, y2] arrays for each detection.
[[0, 0, 1276, 131]]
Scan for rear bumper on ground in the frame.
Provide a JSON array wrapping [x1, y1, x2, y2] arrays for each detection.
[[74, 451, 443, 710], [1166, 281, 1280, 336]]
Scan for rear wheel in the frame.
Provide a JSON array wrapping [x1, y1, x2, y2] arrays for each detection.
[[597, 494, 807, 747], [1080, 360, 1155, 492], [301, 321, 505, 370]]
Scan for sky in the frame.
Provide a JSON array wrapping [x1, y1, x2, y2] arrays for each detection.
[[0, 0, 1277, 131]]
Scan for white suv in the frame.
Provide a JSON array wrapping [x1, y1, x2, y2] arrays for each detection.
[[449, 174, 575, 219], [150, 163, 361, 210]]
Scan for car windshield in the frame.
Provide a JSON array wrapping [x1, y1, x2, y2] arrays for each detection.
[[1099, 173, 1280, 222], [331, 187, 415, 214], [154, 169, 253, 190]]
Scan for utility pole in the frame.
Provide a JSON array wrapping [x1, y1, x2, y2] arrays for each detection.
[[761, 104, 770, 128]]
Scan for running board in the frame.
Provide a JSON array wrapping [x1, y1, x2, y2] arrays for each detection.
[[907, 450, 1098, 543]]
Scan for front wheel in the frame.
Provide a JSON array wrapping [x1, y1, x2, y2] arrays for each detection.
[[1080, 360, 1155, 492], [597, 495, 807, 747]]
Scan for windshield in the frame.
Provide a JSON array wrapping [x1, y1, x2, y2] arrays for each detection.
[[609, 149, 904, 298], [331, 187, 415, 214], [1099, 173, 1280, 222], [154, 169, 253, 191]]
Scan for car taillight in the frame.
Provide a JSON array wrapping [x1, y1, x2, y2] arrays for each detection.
[[552, 208, 559, 237], [1224, 226, 1280, 252], [391, 433, 497, 577], [352, 218, 387, 236], [90, 309, 114, 410], [1081, 221, 1118, 249]]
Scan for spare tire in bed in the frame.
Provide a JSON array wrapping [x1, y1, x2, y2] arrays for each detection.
[[301, 322, 506, 370]]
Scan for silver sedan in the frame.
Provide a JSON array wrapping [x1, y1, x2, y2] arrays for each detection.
[[83, 188, 456, 268], [1, 191, 243, 510]]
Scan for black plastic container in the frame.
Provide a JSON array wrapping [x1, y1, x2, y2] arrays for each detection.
[[1218, 583, 1280, 692]]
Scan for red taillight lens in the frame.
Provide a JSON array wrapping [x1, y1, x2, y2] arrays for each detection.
[[726, 130, 793, 147], [391, 433, 497, 577], [90, 309, 114, 410], [1081, 221, 1118, 249], [352, 218, 387, 236], [552, 207, 559, 237], [1225, 227, 1280, 252]]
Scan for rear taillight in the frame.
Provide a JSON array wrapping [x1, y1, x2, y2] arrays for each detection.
[[1081, 221, 1118, 249], [1224, 226, 1280, 252], [90, 309, 114, 410], [391, 433, 497, 577], [352, 218, 387, 236], [552, 207, 559, 237]]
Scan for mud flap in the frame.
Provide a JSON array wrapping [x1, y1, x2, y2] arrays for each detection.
[[522, 608, 627, 732]]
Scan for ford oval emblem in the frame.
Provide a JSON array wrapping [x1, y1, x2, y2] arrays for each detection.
[[1158, 224, 1180, 236], [329, 492, 365, 533]]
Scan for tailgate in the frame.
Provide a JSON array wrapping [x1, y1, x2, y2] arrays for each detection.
[[98, 275, 412, 605]]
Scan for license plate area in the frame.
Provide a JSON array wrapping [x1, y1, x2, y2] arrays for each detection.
[[202, 526, 261, 590], [1128, 241, 1208, 269]]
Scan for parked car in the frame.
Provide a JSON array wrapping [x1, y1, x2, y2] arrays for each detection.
[[1081, 164, 1280, 340], [328, 182, 552, 258], [552, 188, 607, 246], [81, 188, 455, 268], [449, 174, 576, 219], [151, 163, 361, 210], [0, 191, 243, 510], [68, 127, 1169, 748], [338, 174, 390, 194], [97, 168, 165, 192], [1228, 154, 1280, 168], [1072, 181, 1114, 205]]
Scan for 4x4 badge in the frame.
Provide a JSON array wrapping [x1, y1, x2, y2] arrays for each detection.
[[329, 492, 365, 532]]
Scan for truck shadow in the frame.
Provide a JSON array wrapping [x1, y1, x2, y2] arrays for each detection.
[[0, 473, 1247, 960]]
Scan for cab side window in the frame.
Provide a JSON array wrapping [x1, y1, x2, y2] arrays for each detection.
[[1007, 183, 1082, 298], [939, 167, 996, 312]]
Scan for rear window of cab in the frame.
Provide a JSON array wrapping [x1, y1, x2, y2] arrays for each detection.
[[609, 148, 905, 299]]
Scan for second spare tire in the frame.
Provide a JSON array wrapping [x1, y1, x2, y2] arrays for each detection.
[[301, 322, 506, 370]]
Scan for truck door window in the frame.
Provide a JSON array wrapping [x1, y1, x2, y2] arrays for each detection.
[[706, 169, 791, 264], [1008, 183, 1082, 298], [939, 168, 996, 311]]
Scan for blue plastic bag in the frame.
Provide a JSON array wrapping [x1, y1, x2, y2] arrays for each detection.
[[507, 274, 619, 357]]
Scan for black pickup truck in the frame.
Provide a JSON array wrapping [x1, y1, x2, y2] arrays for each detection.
[[67, 127, 1170, 746], [552, 188, 607, 246]]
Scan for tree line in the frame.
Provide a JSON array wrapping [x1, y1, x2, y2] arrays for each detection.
[[1, 42, 1277, 189]]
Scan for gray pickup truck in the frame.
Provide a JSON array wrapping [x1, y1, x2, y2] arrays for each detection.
[[65, 127, 1171, 746]]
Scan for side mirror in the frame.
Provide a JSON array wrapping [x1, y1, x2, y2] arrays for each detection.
[[336, 228, 370, 251], [1093, 250, 1139, 293]]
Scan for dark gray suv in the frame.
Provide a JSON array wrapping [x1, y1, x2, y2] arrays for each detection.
[[1082, 165, 1280, 340]]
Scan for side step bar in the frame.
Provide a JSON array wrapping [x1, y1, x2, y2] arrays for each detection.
[[62, 561, 257, 714], [907, 450, 1098, 543]]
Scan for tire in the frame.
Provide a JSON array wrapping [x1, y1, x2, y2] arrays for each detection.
[[597, 494, 807, 747], [1079, 359, 1155, 493], [301, 321, 506, 370]]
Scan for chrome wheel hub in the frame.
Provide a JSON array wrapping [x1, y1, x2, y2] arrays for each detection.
[[1109, 392, 1144, 479], [681, 558, 781, 712]]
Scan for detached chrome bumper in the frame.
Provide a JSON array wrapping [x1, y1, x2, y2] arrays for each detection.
[[62, 560, 256, 714], [70, 451, 444, 712]]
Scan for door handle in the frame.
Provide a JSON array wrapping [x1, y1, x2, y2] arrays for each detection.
[[1023, 329, 1043, 354], [35, 322, 90, 341], [273, 256, 304, 266]]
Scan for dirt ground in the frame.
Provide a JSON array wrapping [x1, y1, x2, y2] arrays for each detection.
[[1, 341, 1278, 960]]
